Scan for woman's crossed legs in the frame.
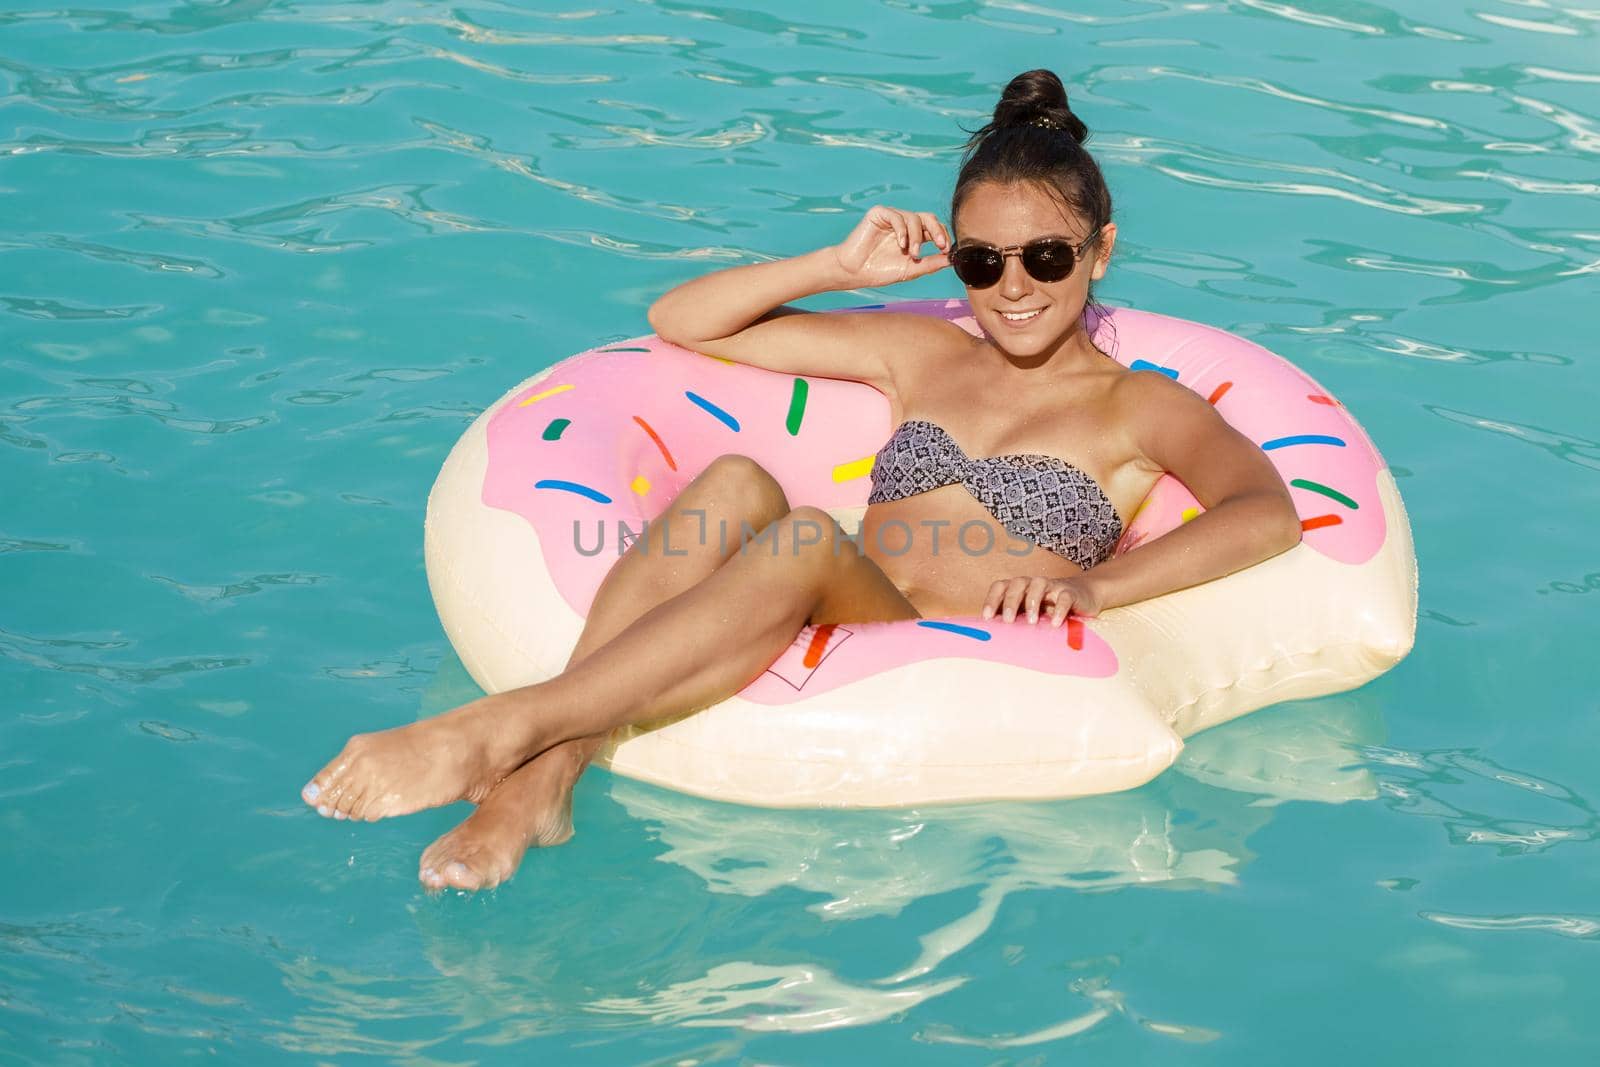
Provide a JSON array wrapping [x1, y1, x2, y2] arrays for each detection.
[[420, 455, 794, 890], [299, 455, 920, 889]]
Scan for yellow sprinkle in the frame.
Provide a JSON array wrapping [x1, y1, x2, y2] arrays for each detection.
[[517, 383, 573, 407], [700, 351, 733, 365], [1129, 496, 1153, 523], [832, 455, 876, 483], [1181, 507, 1200, 523], [631, 475, 651, 496]]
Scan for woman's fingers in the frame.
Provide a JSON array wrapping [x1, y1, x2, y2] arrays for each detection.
[[902, 210, 925, 254], [1021, 576, 1051, 623], [840, 206, 951, 284], [875, 206, 909, 252], [981, 579, 1008, 620], [1006, 578, 1032, 621], [982, 577, 1027, 620], [1047, 584, 1074, 627], [998, 577, 1035, 623], [874, 206, 950, 256], [979, 578, 1082, 625], [904, 251, 950, 279]]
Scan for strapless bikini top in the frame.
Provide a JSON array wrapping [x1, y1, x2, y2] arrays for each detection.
[[866, 419, 1124, 569]]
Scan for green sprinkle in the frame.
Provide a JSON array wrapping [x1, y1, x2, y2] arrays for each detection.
[[542, 418, 571, 441], [1290, 478, 1358, 509], [785, 378, 809, 436]]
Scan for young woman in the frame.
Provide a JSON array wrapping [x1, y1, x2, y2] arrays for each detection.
[[300, 70, 1301, 892]]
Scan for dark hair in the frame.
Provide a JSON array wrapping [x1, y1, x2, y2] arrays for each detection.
[[951, 70, 1113, 245]]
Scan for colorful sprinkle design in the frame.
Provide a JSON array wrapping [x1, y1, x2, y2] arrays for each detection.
[[685, 391, 740, 432]]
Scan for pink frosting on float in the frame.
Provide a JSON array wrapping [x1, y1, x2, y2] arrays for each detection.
[[744, 614, 1117, 705], [480, 302, 1390, 703]]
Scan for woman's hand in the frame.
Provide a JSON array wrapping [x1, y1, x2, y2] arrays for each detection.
[[981, 576, 1103, 626], [831, 206, 951, 288]]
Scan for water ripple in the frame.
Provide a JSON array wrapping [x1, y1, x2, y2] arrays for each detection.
[[0, 627, 250, 685], [585, 961, 965, 1033], [1106, 134, 1483, 217], [1475, 12, 1585, 37], [1236, 0, 1386, 36], [135, 180, 481, 250], [1423, 405, 1600, 472], [1364, 746, 1598, 855], [1, 296, 159, 321], [1138, 65, 1455, 131], [35, 234, 225, 278], [1422, 912, 1600, 938], [13, 391, 274, 436], [151, 571, 327, 604], [0, 535, 73, 554]]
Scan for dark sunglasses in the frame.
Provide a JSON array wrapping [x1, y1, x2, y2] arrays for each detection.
[[948, 229, 1103, 289]]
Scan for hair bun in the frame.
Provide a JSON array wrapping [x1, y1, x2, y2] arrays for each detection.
[[990, 69, 1088, 145]]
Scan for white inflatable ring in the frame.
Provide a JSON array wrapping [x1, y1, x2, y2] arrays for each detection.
[[425, 300, 1417, 807]]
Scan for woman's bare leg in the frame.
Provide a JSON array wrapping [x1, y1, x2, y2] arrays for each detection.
[[302, 502, 916, 823], [417, 456, 792, 890]]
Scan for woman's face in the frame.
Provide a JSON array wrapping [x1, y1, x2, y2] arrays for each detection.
[[952, 180, 1115, 358]]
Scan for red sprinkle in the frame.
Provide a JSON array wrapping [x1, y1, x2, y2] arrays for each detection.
[[1307, 394, 1339, 406], [1301, 514, 1343, 531], [802, 624, 836, 669], [1207, 381, 1233, 406], [632, 415, 677, 471], [1066, 617, 1084, 651]]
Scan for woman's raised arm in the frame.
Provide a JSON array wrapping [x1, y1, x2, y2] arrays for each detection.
[[647, 207, 961, 390]]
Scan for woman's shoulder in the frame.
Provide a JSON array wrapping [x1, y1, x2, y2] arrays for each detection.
[[1107, 356, 1239, 460], [1108, 359, 1206, 408]]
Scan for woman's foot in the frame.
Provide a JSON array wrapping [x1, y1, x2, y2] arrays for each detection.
[[301, 692, 537, 821], [418, 744, 585, 891]]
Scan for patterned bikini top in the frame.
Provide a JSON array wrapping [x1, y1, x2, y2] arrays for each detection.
[[867, 419, 1124, 569]]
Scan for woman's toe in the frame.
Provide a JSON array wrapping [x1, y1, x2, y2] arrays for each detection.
[[441, 860, 486, 890], [342, 785, 370, 820], [419, 841, 452, 878]]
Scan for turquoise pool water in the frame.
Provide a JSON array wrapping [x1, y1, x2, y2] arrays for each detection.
[[4, 0, 1598, 1061]]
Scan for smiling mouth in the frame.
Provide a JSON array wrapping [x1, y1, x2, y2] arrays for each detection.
[[997, 308, 1045, 324]]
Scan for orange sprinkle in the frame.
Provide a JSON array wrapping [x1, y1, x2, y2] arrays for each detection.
[[1207, 381, 1233, 405], [632, 415, 677, 471], [1308, 394, 1339, 406], [802, 624, 836, 669], [1301, 514, 1343, 531], [1066, 617, 1084, 651]]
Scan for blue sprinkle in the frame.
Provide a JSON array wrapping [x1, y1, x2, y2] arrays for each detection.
[[917, 620, 992, 641], [853, 303, 886, 310], [685, 391, 740, 432], [1261, 434, 1347, 451], [534, 479, 612, 504], [1130, 359, 1179, 380]]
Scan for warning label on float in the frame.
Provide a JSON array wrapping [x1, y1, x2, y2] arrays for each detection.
[[763, 624, 853, 692]]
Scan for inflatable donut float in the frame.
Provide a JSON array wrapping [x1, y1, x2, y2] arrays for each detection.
[[425, 300, 1417, 807]]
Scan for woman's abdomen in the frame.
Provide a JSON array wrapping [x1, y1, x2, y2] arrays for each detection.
[[859, 491, 1083, 615]]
